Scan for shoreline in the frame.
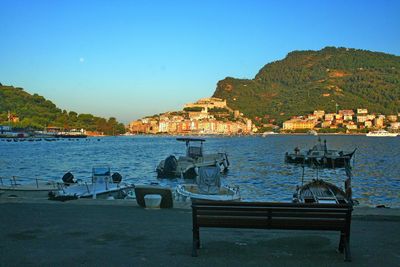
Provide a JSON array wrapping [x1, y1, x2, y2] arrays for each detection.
[[1, 196, 399, 217]]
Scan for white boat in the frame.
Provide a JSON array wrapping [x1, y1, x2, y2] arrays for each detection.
[[262, 131, 278, 137], [175, 166, 240, 201], [156, 138, 230, 179], [0, 176, 60, 198], [366, 130, 398, 137], [49, 167, 134, 200], [308, 130, 318, 136]]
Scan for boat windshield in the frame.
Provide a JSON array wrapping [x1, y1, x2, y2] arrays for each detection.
[[92, 167, 111, 176]]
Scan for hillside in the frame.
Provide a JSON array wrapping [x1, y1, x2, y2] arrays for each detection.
[[213, 47, 400, 124], [0, 84, 126, 135]]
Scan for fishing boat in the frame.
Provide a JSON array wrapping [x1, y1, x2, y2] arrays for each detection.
[[285, 138, 356, 168], [293, 167, 353, 204], [0, 176, 61, 198], [366, 129, 398, 137], [48, 167, 134, 200], [156, 138, 230, 179], [175, 166, 240, 201]]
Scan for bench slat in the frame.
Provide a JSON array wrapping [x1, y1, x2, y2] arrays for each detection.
[[196, 209, 349, 219]]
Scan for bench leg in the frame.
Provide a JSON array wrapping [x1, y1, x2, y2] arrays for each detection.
[[338, 232, 344, 253], [343, 235, 352, 262], [192, 227, 200, 257]]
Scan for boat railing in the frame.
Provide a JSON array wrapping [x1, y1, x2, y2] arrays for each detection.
[[225, 184, 240, 199]]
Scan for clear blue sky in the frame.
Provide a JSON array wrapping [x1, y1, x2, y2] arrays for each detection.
[[1, 0, 399, 123]]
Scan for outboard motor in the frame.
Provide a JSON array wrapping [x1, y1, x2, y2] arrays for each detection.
[[62, 172, 75, 185], [112, 172, 122, 183], [163, 155, 178, 176]]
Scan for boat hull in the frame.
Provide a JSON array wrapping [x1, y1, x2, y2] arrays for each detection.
[[293, 179, 349, 204], [175, 184, 240, 201], [285, 150, 355, 168], [0, 181, 60, 198], [50, 182, 134, 200]]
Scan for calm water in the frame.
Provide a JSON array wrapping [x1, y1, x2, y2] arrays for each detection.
[[1, 135, 399, 207]]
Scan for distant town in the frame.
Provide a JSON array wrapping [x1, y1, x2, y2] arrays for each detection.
[[127, 97, 400, 135], [1, 97, 399, 137]]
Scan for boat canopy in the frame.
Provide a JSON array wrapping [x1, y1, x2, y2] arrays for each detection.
[[177, 138, 205, 158], [197, 166, 221, 195]]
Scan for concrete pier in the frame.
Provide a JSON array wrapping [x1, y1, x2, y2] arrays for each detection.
[[1, 198, 399, 266]]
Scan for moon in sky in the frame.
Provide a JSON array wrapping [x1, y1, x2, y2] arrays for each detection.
[[79, 57, 85, 63]]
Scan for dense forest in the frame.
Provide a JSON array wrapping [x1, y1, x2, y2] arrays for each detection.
[[213, 47, 400, 125], [0, 84, 126, 135]]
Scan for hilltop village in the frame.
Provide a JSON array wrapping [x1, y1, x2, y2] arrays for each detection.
[[128, 98, 254, 135]]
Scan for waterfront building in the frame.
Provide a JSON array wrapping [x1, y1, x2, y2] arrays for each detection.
[[339, 110, 355, 121], [335, 113, 344, 120], [184, 97, 227, 110], [282, 119, 316, 130], [357, 115, 367, 123], [335, 118, 344, 126], [374, 116, 385, 128], [321, 120, 332, 128], [357, 108, 368, 115], [324, 113, 335, 121], [313, 110, 325, 119], [364, 120, 373, 128], [387, 115, 398, 122], [389, 122, 400, 130], [345, 122, 357, 130]]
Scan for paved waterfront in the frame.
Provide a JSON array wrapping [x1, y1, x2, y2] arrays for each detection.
[[0, 198, 399, 267]]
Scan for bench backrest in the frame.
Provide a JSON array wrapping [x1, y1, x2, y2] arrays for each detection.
[[192, 200, 353, 231]]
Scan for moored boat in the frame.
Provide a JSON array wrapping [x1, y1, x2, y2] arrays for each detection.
[[293, 167, 353, 204], [175, 166, 240, 201], [156, 138, 229, 179], [262, 131, 278, 137], [285, 138, 356, 168], [48, 167, 134, 200], [0, 176, 61, 198], [366, 129, 398, 137]]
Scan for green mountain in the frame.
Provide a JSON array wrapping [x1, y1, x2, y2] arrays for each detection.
[[213, 47, 400, 125], [0, 84, 126, 135]]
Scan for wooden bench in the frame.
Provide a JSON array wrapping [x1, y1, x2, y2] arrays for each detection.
[[191, 200, 353, 261]]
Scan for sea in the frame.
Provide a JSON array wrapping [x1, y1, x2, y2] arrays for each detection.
[[1, 135, 399, 207]]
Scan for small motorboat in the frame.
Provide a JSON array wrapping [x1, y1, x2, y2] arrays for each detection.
[[293, 167, 353, 204], [156, 138, 230, 179], [175, 166, 240, 201], [0, 176, 61, 198], [285, 138, 356, 168], [48, 167, 134, 200]]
